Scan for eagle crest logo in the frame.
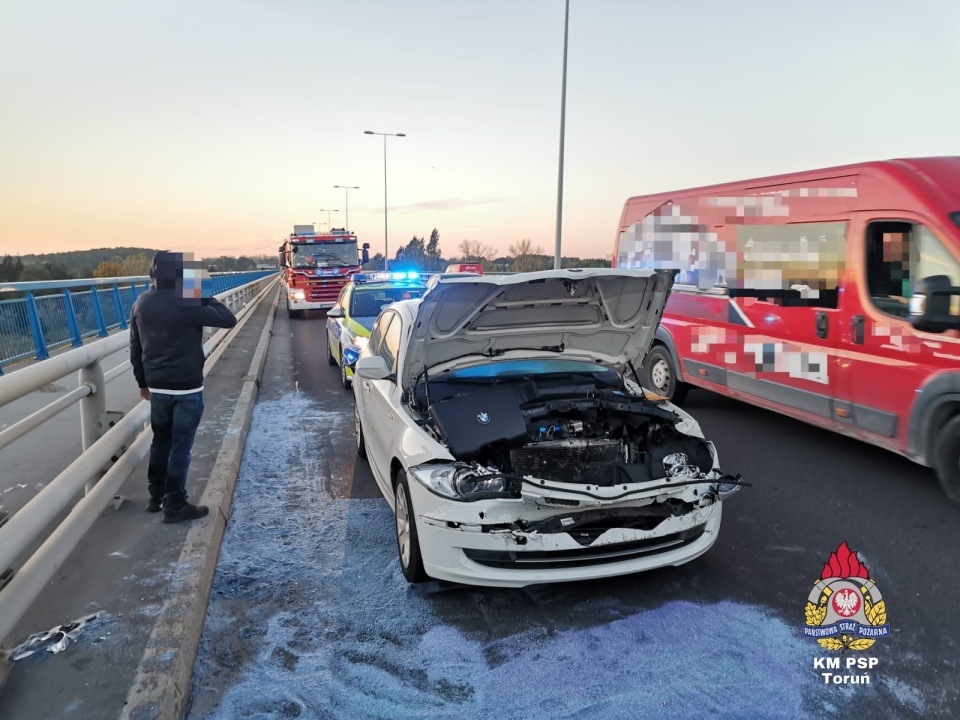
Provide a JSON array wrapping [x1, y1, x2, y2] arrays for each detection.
[[803, 542, 890, 651]]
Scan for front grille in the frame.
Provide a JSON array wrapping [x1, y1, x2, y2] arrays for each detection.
[[463, 524, 707, 570], [303, 280, 346, 302], [511, 439, 622, 486]]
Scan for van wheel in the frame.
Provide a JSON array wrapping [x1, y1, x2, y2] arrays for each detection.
[[394, 470, 428, 584], [643, 345, 688, 404], [933, 416, 960, 504]]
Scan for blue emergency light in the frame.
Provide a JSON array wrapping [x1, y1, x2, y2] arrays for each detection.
[[352, 271, 422, 284]]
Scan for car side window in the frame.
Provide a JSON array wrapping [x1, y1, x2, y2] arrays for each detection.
[[367, 312, 390, 357], [333, 286, 350, 313], [865, 221, 960, 319], [378, 311, 402, 376]]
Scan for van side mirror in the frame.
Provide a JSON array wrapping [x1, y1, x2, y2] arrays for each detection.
[[910, 275, 960, 332]]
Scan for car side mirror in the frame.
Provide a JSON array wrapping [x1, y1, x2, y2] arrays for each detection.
[[326, 307, 344, 318], [910, 275, 960, 333], [355, 355, 391, 380]]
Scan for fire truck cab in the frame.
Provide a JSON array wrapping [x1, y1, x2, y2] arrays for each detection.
[[279, 225, 370, 317]]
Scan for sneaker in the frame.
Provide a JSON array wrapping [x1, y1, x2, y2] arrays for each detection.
[[162, 502, 210, 524], [146, 497, 163, 513]]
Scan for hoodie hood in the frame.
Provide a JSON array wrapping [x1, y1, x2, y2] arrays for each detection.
[[150, 251, 185, 293], [401, 268, 675, 392]]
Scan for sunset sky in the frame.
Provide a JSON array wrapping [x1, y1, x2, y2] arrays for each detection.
[[1, 0, 958, 261]]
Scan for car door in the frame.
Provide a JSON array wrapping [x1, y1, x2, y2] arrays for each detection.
[[359, 310, 402, 484]]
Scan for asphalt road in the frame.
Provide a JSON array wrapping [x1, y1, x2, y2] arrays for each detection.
[[189, 308, 960, 719]]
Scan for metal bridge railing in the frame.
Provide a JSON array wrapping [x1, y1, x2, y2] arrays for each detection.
[[0, 271, 278, 375], [0, 273, 280, 652]]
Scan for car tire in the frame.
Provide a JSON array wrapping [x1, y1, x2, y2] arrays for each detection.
[[394, 469, 428, 584], [933, 415, 960, 504], [354, 403, 367, 459], [341, 349, 352, 389], [643, 345, 689, 404], [327, 336, 336, 365]]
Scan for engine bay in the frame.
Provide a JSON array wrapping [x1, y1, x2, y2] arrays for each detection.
[[419, 373, 716, 486]]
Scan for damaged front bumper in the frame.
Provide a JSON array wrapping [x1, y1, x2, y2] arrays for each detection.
[[408, 476, 727, 588]]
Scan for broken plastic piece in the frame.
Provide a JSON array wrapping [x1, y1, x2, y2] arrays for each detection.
[[9, 612, 103, 661]]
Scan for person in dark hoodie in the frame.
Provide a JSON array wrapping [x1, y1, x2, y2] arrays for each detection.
[[130, 251, 237, 523]]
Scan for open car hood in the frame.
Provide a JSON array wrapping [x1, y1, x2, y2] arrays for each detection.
[[401, 268, 675, 392]]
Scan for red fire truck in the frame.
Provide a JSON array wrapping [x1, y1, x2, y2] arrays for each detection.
[[612, 157, 960, 501], [279, 225, 370, 317]]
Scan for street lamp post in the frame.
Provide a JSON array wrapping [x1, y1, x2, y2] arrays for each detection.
[[334, 185, 359, 231], [364, 130, 406, 271], [319, 208, 338, 230], [554, 0, 570, 270]]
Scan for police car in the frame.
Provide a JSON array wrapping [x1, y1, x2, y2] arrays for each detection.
[[326, 272, 427, 389]]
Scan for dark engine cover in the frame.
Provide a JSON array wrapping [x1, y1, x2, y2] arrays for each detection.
[[511, 439, 622, 486], [428, 386, 529, 461]]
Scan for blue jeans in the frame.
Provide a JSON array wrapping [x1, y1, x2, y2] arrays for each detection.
[[147, 391, 204, 509]]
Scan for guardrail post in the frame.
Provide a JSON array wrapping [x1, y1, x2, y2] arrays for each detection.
[[25, 292, 50, 361], [113, 284, 128, 329], [63, 289, 83, 347], [90, 287, 108, 337], [78, 361, 106, 494]]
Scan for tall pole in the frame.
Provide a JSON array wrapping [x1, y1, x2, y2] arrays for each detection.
[[334, 185, 359, 231], [383, 135, 389, 271], [554, 0, 570, 270], [365, 131, 406, 272], [319, 208, 338, 229]]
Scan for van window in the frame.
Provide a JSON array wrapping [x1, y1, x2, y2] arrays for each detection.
[[734, 221, 846, 308], [865, 221, 960, 319]]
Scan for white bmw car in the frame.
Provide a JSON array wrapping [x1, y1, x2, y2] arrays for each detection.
[[352, 268, 743, 588]]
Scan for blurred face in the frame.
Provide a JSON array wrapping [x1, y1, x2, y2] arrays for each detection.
[[180, 254, 212, 299], [882, 233, 909, 266]]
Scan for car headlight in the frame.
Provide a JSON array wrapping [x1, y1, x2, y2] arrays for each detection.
[[408, 463, 518, 502], [342, 331, 368, 349]]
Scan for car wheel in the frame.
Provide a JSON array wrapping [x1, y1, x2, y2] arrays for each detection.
[[933, 415, 960, 504], [643, 345, 688, 404], [394, 469, 428, 583], [355, 403, 367, 459], [327, 335, 336, 365], [341, 350, 352, 389]]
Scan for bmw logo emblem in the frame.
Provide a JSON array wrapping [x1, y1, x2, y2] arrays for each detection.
[[477, 412, 490, 424]]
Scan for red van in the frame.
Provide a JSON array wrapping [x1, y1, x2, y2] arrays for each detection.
[[445, 263, 484, 274], [612, 157, 960, 501]]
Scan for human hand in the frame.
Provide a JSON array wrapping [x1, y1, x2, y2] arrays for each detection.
[[140, 388, 151, 401]]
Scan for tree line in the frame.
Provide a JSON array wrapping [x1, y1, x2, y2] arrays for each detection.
[[0, 249, 277, 283], [362, 228, 611, 273]]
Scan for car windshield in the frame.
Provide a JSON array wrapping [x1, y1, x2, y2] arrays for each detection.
[[350, 286, 424, 317], [292, 242, 358, 268]]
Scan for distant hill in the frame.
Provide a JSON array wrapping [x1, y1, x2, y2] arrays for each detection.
[[19, 247, 161, 278], [3, 248, 277, 282]]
